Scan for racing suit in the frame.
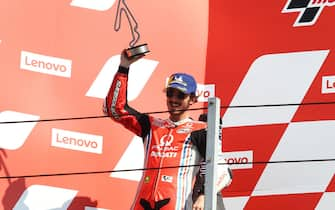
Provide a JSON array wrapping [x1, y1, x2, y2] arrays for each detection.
[[104, 66, 232, 210]]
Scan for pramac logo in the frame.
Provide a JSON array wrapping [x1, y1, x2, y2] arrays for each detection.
[[151, 134, 178, 158]]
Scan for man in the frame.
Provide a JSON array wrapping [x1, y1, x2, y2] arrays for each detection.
[[104, 50, 232, 210]]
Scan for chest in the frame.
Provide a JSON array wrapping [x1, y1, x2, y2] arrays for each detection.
[[145, 122, 203, 161], [152, 122, 195, 148]]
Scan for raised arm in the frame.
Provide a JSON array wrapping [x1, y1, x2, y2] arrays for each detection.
[[103, 50, 150, 138]]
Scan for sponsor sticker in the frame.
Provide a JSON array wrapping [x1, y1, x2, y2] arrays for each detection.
[[161, 175, 173, 183]]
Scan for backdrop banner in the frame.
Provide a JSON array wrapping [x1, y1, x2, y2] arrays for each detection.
[[0, 0, 334, 209]]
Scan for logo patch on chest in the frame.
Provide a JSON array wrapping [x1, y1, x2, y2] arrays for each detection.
[[176, 128, 192, 134]]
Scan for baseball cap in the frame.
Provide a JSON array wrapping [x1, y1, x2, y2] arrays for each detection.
[[166, 73, 197, 94]]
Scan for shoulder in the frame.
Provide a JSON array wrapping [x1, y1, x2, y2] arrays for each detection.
[[191, 120, 207, 129], [190, 120, 207, 133], [189, 121, 207, 155], [190, 121, 207, 140]]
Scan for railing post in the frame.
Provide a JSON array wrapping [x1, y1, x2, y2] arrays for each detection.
[[204, 97, 221, 210]]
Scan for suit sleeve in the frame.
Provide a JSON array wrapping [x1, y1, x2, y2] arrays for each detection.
[[103, 66, 150, 138]]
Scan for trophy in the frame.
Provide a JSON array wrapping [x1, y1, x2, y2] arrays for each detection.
[[114, 0, 150, 58]]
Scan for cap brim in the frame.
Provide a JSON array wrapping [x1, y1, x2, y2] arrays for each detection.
[[167, 84, 190, 94]]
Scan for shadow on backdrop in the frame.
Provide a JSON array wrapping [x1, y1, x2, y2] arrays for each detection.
[[53, 196, 98, 210], [1, 149, 28, 210], [68, 196, 98, 210]]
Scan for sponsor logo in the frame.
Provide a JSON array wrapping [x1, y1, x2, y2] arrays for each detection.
[[144, 176, 150, 183], [322, 75, 335, 93], [282, 0, 335, 26], [159, 134, 174, 146], [151, 151, 177, 158], [52, 128, 103, 154], [197, 84, 215, 102], [162, 175, 173, 183], [111, 80, 121, 119], [176, 128, 192, 134], [0, 111, 39, 150], [151, 118, 176, 128], [151, 135, 178, 158], [20, 51, 72, 78], [220, 151, 253, 169]]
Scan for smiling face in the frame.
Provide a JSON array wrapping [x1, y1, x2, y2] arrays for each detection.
[[166, 88, 197, 122]]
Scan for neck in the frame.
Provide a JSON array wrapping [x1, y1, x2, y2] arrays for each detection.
[[169, 114, 189, 123]]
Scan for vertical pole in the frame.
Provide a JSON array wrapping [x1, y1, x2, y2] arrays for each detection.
[[204, 97, 221, 210]]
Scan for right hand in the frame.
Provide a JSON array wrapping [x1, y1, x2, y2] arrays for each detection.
[[192, 194, 205, 210], [120, 49, 144, 68]]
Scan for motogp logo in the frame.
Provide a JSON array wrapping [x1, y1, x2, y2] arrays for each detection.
[[282, 0, 335, 26]]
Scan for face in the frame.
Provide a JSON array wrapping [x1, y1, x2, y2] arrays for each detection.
[[166, 88, 196, 121]]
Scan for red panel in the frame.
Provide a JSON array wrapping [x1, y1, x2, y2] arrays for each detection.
[[245, 193, 322, 210]]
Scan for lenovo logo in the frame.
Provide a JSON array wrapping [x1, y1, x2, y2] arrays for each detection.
[[322, 75, 335, 94], [220, 151, 253, 170], [197, 84, 215, 102], [52, 128, 103, 154], [20, 51, 72, 78]]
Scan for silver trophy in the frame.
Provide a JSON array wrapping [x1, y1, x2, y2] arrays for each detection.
[[114, 0, 150, 58]]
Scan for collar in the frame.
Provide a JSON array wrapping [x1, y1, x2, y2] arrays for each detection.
[[167, 117, 192, 126]]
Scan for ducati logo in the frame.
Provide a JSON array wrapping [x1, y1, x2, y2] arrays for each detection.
[[282, 0, 335, 26]]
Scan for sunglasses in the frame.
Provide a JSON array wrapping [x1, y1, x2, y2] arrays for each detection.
[[166, 89, 188, 100]]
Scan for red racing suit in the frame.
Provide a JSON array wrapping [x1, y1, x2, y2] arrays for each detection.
[[104, 66, 232, 210]]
